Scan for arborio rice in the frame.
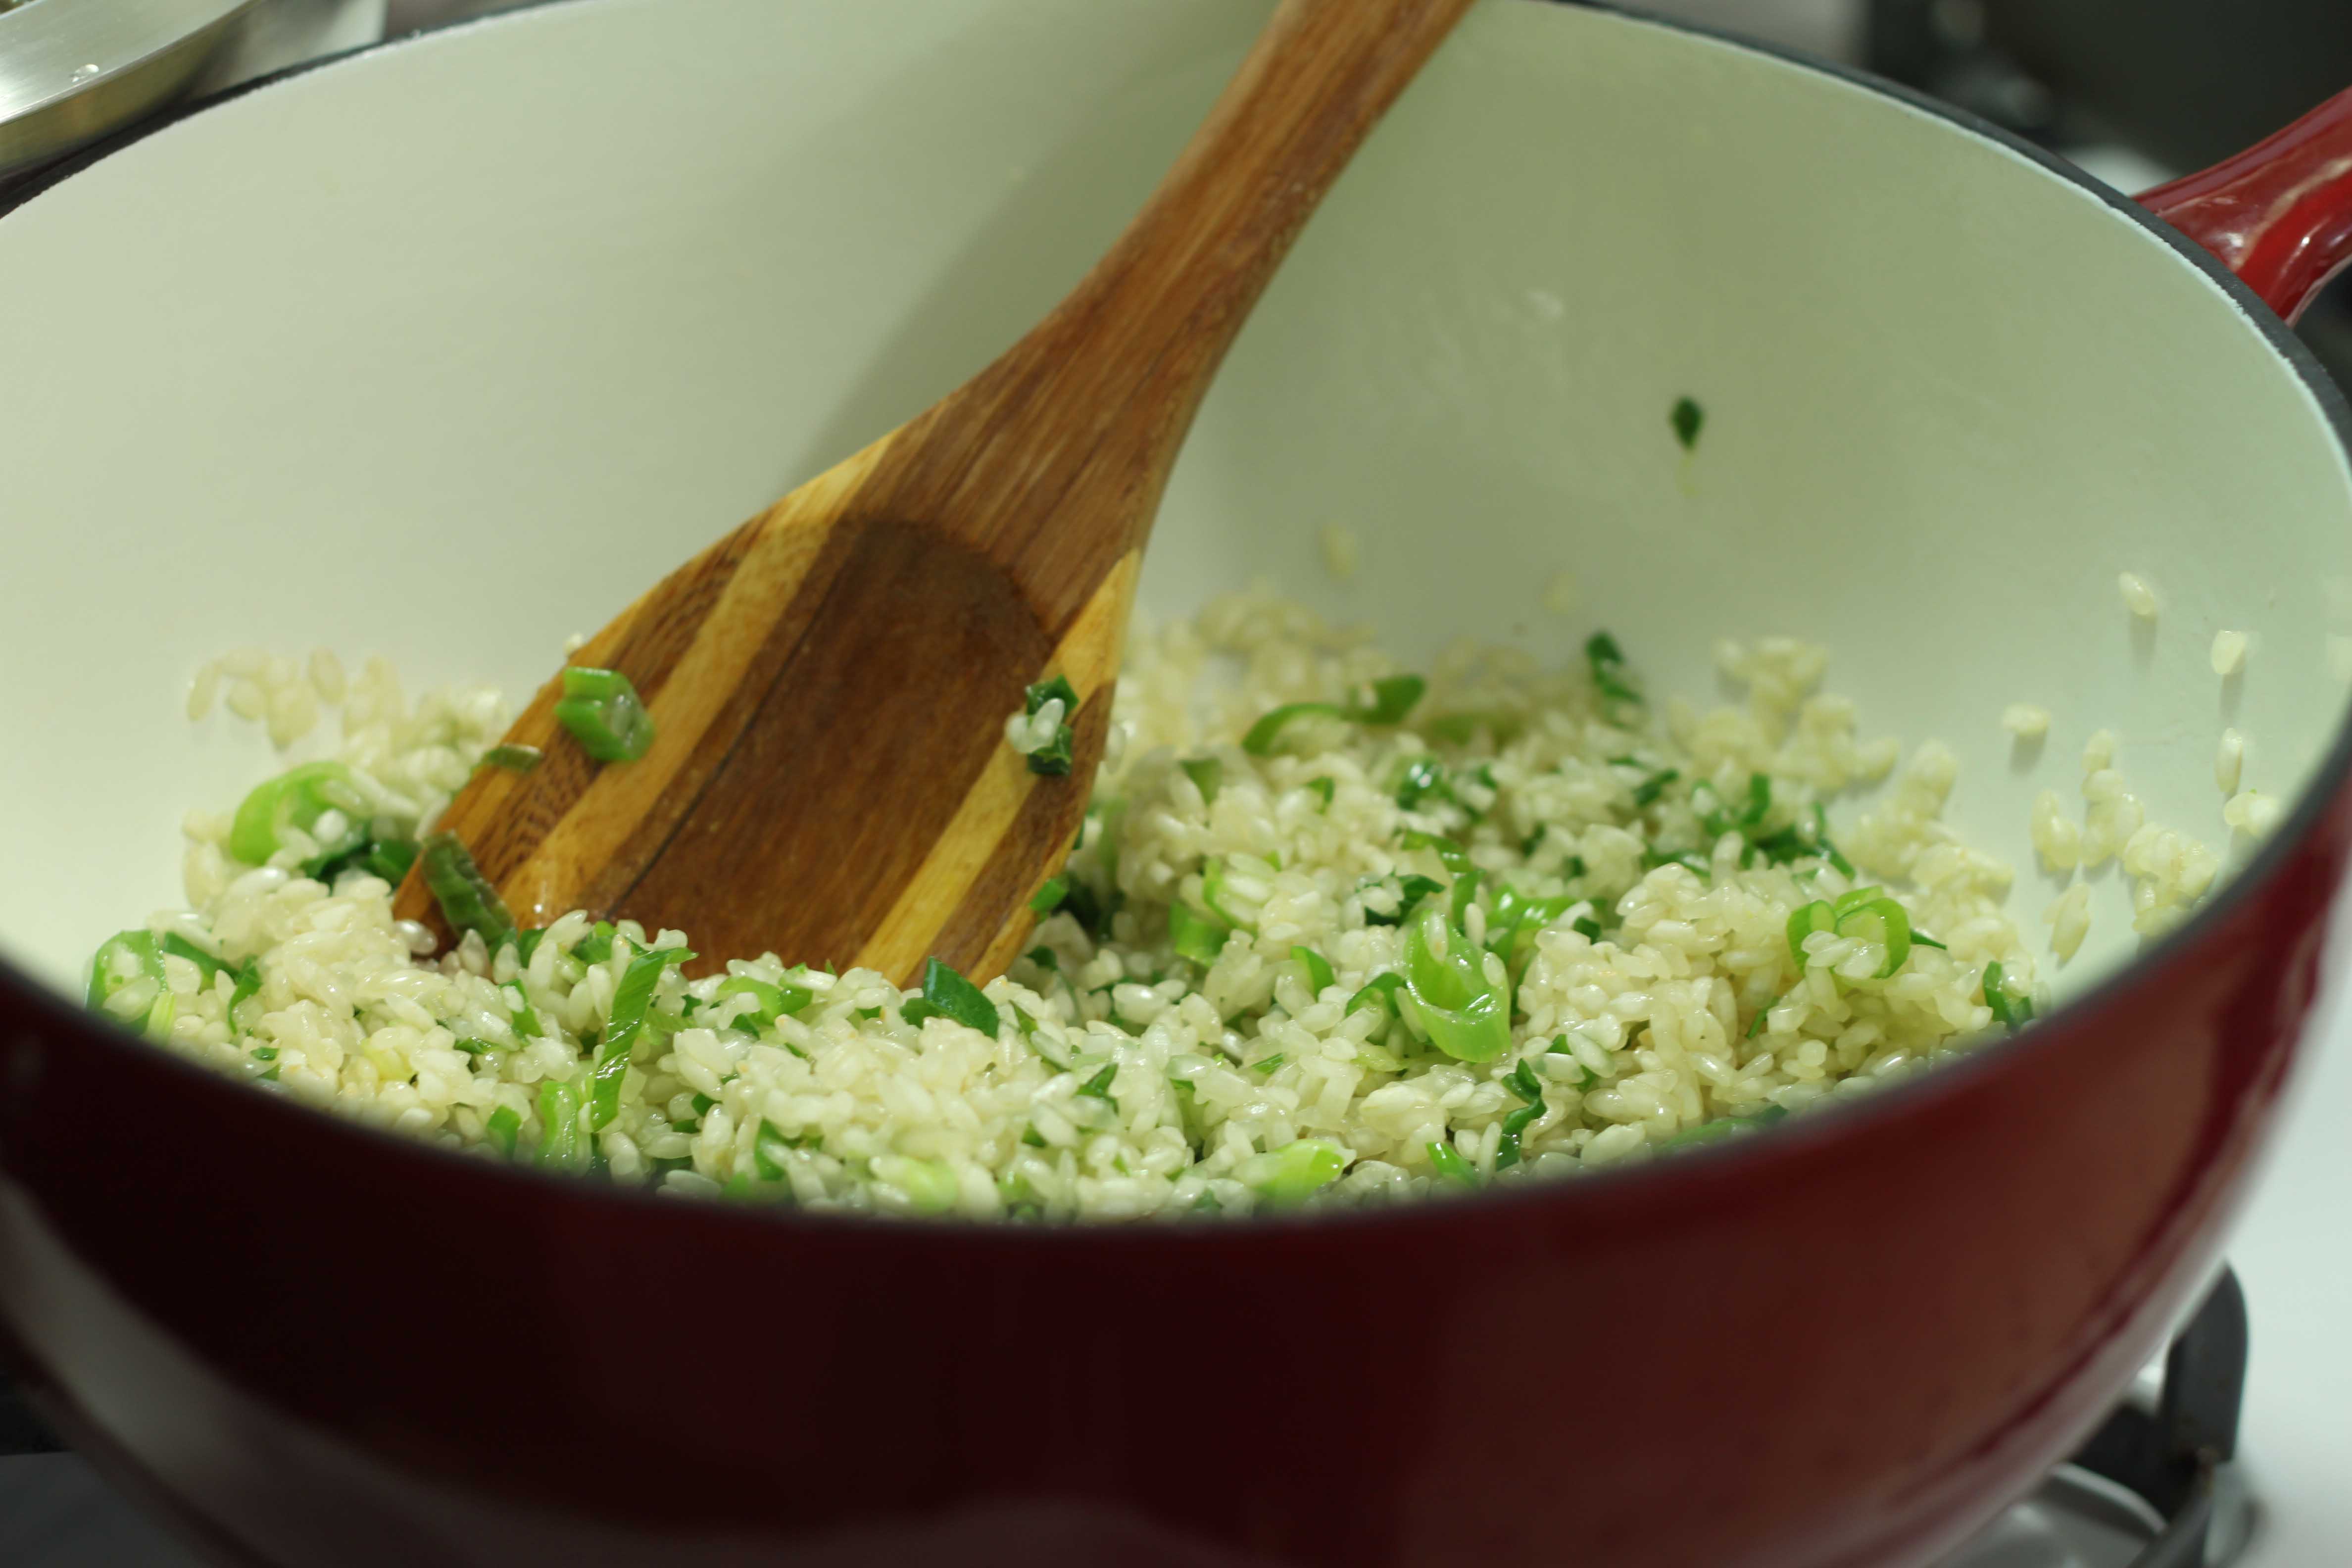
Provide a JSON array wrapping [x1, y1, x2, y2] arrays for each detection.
[[95, 592, 2061, 1221]]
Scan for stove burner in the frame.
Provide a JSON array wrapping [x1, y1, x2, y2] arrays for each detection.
[[1944, 1269, 2254, 1568]]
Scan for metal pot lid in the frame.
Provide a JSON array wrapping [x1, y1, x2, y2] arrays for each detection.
[[0, 0, 259, 180]]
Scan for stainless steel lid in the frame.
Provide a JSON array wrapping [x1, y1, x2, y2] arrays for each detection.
[[0, 0, 259, 182]]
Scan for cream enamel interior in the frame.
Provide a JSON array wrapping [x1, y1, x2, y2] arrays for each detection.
[[0, 0, 2347, 1007]]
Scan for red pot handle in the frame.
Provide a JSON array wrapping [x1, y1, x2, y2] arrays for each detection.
[[2139, 86, 2352, 324]]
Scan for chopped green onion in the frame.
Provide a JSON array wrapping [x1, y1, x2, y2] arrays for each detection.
[[1307, 777, 1335, 810], [1658, 1103, 1789, 1152], [452, 1037, 497, 1056], [1248, 1053, 1286, 1075], [1076, 1063, 1118, 1105], [1365, 873, 1445, 927], [1180, 757, 1223, 806], [479, 744, 543, 775], [1572, 916, 1603, 942], [1200, 858, 1255, 931], [1025, 675, 1077, 715], [1983, 961, 2035, 1031], [485, 1105, 521, 1157], [554, 666, 656, 763], [159, 932, 226, 981], [1630, 768, 1680, 809], [753, 1120, 801, 1181], [1833, 896, 1913, 979], [915, 957, 1000, 1037], [1670, 395, 1706, 451], [1020, 675, 1078, 777], [1786, 900, 1836, 967], [229, 761, 370, 868], [1832, 884, 1886, 917], [714, 974, 810, 1030], [503, 982, 542, 1040], [1643, 848, 1712, 879], [1485, 885, 1578, 965], [573, 921, 618, 963], [1242, 675, 1426, 755], [1345, 972, 1406, 1019], [86, 930, 174, 1040], [1399, 830, 1471, 874], [1235, 1138, 1346, 1203], [1585, 633, 1644, 713], [590, 947, 683, 1130], [1448, 868, 1482, 928], [1169, 901, 1232, 966], [1028, 876, 1069, 916], [249, 1045, 278, 1062], [1746, 997, 1778, 1039], [1352, 675, 1426, 724], [1425, 1140, 1477, 1186], [1398, 906, 1513, 1063], [1292, 946, 1335, 994], [418, 832, 517, 948], [1911, 931, 1948, 950], [307, 832, 421, 888], [1393, 756, 1447, 810], [1494, 1057, 1549, 1169], [536, 1077, 584, 1168], [1060, 879, 1114, 941], [227, 956, 262, 1019]]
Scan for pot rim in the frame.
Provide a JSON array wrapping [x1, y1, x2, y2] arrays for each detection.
[[4, 0, 2349, 1246]]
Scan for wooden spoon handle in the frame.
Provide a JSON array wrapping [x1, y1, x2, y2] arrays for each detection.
[[894, 0, 1483, 592]]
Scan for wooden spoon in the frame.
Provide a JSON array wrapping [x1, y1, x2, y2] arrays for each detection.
[[394, 0, 1479, 981]]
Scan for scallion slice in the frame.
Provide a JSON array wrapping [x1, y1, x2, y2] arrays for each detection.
[[1292, 946, 1335, 993], [536, 1077, 584, 1168], [1018, 675, 1079, 777], [1235, 1138, 1346, 1203], [86, 929, 173, 1041], [1493, 1056, 1549, 1169], [229, 761, 370, 869], [1785, 900, 1836, 967], [1241, 675, 1425, 756], [1345, 972, 1405, 1019], [1833, 896, 1913, 979], [418, 832, 517, 949], [1168, 901, 1231, 966], [1425, 1139, 1477, 1186], [901, 957, 999, 1037], [553, 666, 655, 763], [590, 945, 689, 1130], [1397, 906, 1513, 1063], [1983, 961, 2035, 1030], [1180, 756, 1223, 806], [1399, 829, 1471, 874], [485, 1105, 521, 1157], [715, 974, 810, 1030]]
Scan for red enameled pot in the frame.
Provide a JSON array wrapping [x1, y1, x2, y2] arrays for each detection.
[[2, 2, 2352, 1564]]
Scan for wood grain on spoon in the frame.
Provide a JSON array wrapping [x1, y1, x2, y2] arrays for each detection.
[[394, 0, 1480, 981]]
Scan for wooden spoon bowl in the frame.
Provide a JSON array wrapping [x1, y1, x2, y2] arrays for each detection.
[[394, 0, 1479, 980]]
